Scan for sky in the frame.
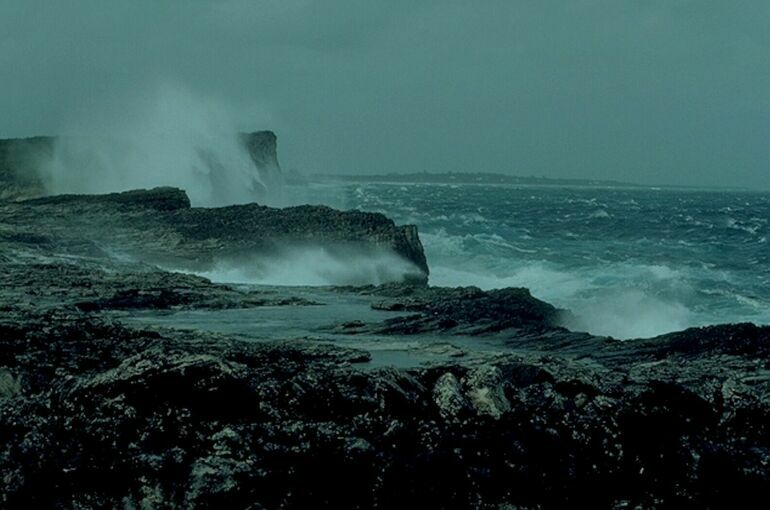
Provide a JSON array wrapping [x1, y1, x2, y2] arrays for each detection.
[[1, 0, 768, 189]]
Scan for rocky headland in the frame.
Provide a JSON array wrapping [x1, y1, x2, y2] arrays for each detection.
[[1, 135, 769, 509], [0, 131, 282, 202], [0, 186, 429, 283]]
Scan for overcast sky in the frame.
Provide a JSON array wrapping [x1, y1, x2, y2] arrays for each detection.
[[1, 0, 768, 188]]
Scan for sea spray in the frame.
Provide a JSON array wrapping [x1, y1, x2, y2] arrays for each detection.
[[37, 83, 275, 206], [186, 245, 423, 287]]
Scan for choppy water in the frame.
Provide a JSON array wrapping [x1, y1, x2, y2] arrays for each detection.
[[318, 182, 769, 339]]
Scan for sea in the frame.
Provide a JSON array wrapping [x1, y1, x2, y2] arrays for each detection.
[[283, 181, 770, 340]]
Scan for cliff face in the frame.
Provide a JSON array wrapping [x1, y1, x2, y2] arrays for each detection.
[[240, 131, 280, 173], [1, 187, 430, 284], [0, 131, 281, 202], [0, 136, 54, 200]]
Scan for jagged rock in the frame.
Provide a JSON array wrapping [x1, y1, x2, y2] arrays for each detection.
[[0, 146, 769, 506], [338, 285, 559, 335], [1, 306, 770, 507], [0, 262, 319, 313], [0, 187, 429, 283], [241, 131, 281, 191], [27, 185, 191, 211]]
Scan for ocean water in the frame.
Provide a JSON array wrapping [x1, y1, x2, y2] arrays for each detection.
[[316, 182, 770, 339]]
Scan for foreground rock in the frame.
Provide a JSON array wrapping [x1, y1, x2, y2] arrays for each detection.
[[0, 175, 767, 506], [1, 307, 769, 508], [0, 257, 769, 508]]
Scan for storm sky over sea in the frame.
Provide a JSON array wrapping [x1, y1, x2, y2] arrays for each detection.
[[1, 0, 768, 188]]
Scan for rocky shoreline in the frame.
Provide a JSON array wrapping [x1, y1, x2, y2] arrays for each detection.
[[0, 186, 429, 283], [1, 177, 769, 507], [1, 261, 769, 508]]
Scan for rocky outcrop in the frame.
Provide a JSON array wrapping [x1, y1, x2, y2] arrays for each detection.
[[0, 262, 317, 313], [26, 185, 192, 211], [240, 131, 280, 175], [0, 136, 53, 200], [337, 285, 561, 334], [0, 253, 767, 507], [0, 187, 430, 283]]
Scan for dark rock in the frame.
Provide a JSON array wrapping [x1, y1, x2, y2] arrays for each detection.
[[0, 262, 319, 313], [2, 309, 769, 508], [26, 186, 191, 211], [1, 187, 429, 284], [0, 136, 53, 200], [1, 142, 769, 507], [340, 285, 560, 335], [240, 131, 280, 178]]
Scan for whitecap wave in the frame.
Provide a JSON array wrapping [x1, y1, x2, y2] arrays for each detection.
[[429, 260, 698, 339]]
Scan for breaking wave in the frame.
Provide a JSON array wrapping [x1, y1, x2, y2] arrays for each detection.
[[37, 83, 275, 207], [341, 183, 770, 339], [192, 245, 422, 287]]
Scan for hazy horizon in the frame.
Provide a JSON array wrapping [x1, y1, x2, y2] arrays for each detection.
[[1, 0, 768, 190]]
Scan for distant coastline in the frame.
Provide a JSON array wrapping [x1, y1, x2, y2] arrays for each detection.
[[321, 172, 752, 192]]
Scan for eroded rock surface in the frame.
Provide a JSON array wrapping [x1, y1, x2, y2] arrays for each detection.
[[336, 285, 562, 335], [0, 174, 768, 507], [2, 305, 769, 508], [0, 256, 769, 508]]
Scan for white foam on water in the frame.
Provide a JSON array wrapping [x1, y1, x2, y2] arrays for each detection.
[[192, 246, 422, 287], [421, 229, 726, 339], [429, 261, 698, 339]]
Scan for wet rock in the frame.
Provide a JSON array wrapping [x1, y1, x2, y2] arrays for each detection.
[[463, 366, 511, 419], [0, 262, 319, 312], [433, 372, 467, 419], [0, 181, 769, 507], [1, 187, 429, 284], [341, 285, 561, 335], [0, 368, 21, 399], [1, 310, 770, 507]]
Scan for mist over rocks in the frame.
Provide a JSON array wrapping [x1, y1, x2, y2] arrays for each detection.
[[0, 136, 53, 200], [0, 130, 281, 205], [240, 131, 280, 185]]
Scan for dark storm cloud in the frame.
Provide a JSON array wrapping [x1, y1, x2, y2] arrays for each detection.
[[1, 0, 768, 188]]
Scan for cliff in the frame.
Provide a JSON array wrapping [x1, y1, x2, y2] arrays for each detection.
[[240, 131, 280, 174], [1, 186, 430, 283], [0, 136, 53, 200], [0, 131, 281, 201]]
